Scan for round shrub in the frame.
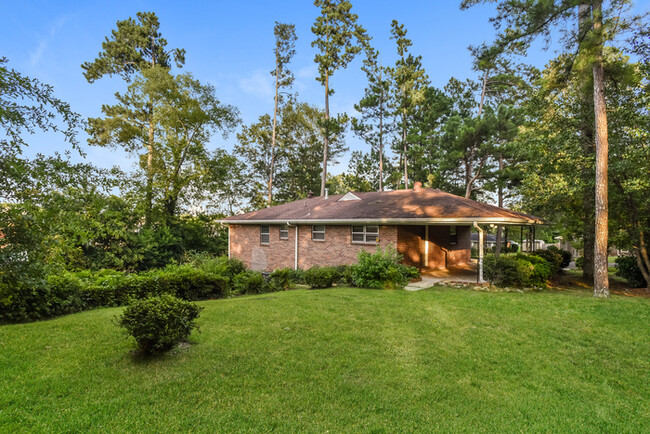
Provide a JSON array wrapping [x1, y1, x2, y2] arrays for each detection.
[[484, 253, 553, 287], [547, 246, 572, 269], [304, 266, 339, 289], [615, 256, 647, 288], [530, 250, 563, 276], [350, 247, 419, 290], [117, 294, 203, 355], [484, 255, 532, 287], [518, 254, 553, 285], [268, 268, 294, 291], [233, 270, 269, 294], [575, 256, 585, 270]]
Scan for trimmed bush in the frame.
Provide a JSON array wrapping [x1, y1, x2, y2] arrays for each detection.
[[304, 266, 339, 289], [117, 294, 203, 355], [547, 246, 572, 269], [575, 256, 585, 270], [615, 256, 647, 288], [288, 268, 305, 284], [484, 255, 533, 287], [518, 254, 553, 286], [530, 250, 563, 275], [350, 247, 419, 290], [484, 253, 553, 287], [335, 265, 354, 286], [233, 270, 269, 294], [268, 268, 293, 291]]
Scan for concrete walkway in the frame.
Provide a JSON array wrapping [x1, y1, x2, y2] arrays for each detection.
[[405, 263, 479, 291]]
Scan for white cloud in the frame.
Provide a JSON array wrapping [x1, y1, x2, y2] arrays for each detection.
[[238, 69, 274, 99], [29, 16, 67, 68]]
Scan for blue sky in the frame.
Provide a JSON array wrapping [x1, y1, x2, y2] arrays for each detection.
[[3, 0, 649, 174]]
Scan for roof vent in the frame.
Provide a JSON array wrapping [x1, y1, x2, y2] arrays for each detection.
[[413, 181, 423, 192], [324, 188, 329, 199], [307, 190, 314, 199], [338, 192, 361, 201]]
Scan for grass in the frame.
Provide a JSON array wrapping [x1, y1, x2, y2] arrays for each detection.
[[2, 287, 649, 432]]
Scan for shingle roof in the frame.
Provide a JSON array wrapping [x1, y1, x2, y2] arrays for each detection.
[[223, 188, 542, 225]]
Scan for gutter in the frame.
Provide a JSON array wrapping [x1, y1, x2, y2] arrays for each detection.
[[221, 217, 543, 226]]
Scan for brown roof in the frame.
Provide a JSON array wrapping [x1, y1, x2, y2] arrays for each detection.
[[223, 188, 542, 225]]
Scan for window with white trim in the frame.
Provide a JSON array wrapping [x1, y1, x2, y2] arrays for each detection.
[[279, 224, 289, 240], [260, 224, 270, 244], [351, 225, 379, 244], [449, 226, 458, 245], [312, 225, 325, 241]]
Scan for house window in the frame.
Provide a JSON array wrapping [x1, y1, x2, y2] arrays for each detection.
[[260, 225, 270, 245], [449, 226, 458, 246], [279, 224, 289, 240], [312, 225, 325, 241], [352, 225, 379, 244]]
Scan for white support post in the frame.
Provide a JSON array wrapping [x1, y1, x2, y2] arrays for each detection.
[[473, 221, 484, 283], [424, 225, 429, 267]]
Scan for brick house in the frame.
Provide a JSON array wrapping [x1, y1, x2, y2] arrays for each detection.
[[223, 183, 541, 280]]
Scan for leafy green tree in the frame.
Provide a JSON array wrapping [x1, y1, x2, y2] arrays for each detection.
[[0, 57, 82, 198], [274, 101, 348, 202], [88, 67, 239, 221], [389, 20, 429, 189], [403, 86, 452, 190], [329, 150, 387, 193], [235, 113, 276, 209], [82, 11, 185, 226], [268, 22, 297, 205], [462, 0, 640, 298], [352, 46, 392, 191], [311, 0, 368, 196]]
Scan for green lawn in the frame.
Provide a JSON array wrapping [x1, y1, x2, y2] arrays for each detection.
[[2, 287, 649, 432]]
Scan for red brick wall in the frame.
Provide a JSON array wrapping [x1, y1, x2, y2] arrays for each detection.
[[229, 224, 398, 272], [397, 226, 424, 267], [229, 224, 296, 271], [425, 225, 471, 268]]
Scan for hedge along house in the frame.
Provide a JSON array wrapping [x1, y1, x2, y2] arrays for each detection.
[[222, 182, 543, 282]]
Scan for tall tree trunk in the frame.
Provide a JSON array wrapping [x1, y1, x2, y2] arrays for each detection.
[[402, 107, 408, 189], [495, 154, 504, 256], [637, 230, 650, 289], [478, 69, 489, 118], [378, 89, 384, 192], [592, 0, 609, 298], [321, 73, 329, 196], [269, 65, 280, 206], [145, 106, 154, 228], [579, 3, 595, 283]]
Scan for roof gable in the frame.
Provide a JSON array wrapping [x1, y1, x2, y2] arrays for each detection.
[[338, 192, 361, 201]]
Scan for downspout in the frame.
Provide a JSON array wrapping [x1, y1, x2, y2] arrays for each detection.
[[473, 221, 484, 284], [225, 224, 231, 259], [287, 222, 298, 270], [424, 225, 429, 268]]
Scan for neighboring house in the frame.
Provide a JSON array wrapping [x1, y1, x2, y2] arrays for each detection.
[[222, 183, 542, 280], [470, 233, 519, 251]]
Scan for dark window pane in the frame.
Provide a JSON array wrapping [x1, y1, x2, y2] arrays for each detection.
[[352, 233, 364, 242], [365, 234, 378, 243], [313, 232, 325, 240], [352, 225, 364, 233], [366, 226, 379, 234], [313, 225, 325, 232]]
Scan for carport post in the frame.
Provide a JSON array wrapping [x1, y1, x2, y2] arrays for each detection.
[[473, 221, 484, 283]]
